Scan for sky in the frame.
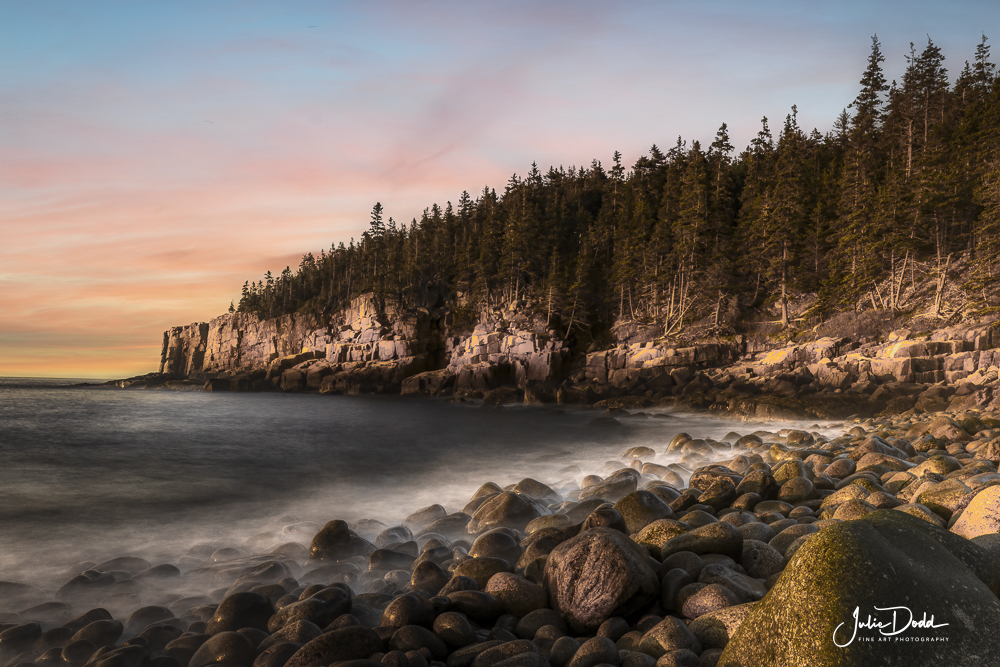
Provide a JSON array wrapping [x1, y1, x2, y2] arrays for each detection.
[[1, 0, 996, 379]]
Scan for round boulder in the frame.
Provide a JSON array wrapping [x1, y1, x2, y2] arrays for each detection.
[[543, 527, 658, 633]]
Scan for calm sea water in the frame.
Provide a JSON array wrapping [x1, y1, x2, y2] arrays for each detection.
[[0, 377, 839, 587]]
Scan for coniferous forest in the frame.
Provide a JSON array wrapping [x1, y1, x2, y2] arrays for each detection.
[[235, 36, 1000, 342]]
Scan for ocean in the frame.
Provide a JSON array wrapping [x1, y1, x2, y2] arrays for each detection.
[[0, 377, 839, 588]]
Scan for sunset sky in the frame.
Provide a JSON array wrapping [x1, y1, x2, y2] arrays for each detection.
[[1, 1, 995, 378]]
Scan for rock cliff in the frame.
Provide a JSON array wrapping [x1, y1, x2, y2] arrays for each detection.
[[145, 294, 1000, 420]]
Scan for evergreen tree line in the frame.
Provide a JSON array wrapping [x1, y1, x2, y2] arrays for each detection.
[[235, 35, 1000, 339]]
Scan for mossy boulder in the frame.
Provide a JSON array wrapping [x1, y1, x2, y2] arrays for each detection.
[[718, 509, 1000, 666]]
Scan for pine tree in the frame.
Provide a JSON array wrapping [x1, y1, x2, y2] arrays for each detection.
[[830, 35, 890, 309], [768, 108, 810, 327]]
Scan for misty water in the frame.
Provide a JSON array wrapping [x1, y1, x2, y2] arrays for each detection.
[[0, 378, 843, 591]]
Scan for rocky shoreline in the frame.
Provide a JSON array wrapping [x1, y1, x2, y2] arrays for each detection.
[[4, 407, 1000, 666], [116, 294, 1000, 430]]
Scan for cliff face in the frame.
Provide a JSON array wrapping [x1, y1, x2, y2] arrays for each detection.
[[160, 312, 329, 376], [155, 293, 748, 396], [160, 294, 440, 377], [151, 291, 1000, 418]]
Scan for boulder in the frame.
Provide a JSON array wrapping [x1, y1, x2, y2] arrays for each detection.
[[951, 486, 1000, 539], [613, 491, 674, 534], [543, 527, 659, 632], [308, 521, 375, 562], [718, 510, 1000, 666], [467, 492, 547, 534]]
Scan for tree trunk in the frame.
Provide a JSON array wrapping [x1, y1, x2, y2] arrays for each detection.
[[780, 241, 789, 328]]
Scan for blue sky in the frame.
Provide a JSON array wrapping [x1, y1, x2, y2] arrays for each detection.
[[0, 0, 995, 376]]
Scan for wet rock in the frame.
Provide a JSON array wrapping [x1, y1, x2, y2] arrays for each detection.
[[463, 639, 538, 666], [162, 635, 209, 664], [432, 612, 476, 648], [660, 568, 694, 613], [467, 493, 547, 534], [135, 625, 183, 653], [633, 519, 690, 554], [89, 643, 147, 667], [403, 505, 448, 533], [308, 521, 374, 562], [374, 527, 413, 549], [637, 617, 701, 658], [0, 623, 42, 653], [697, 478, 738, 512], [916, 479, 973, 521], [282, 626, 383, 667], [514, 608, 569, 640], [768, 524, 819, 557], [777, 477, 815, 503], [380, 593, 434, 629], [34, 627, 73, 653], [189, 631, 257, 667], [660, 521, 743, 561], [0, 583, 47, 610], [368, 549, 417, 573], [94, 558, 151, 575], [544, 527, 658, 633], [252, 642, 301, 667], [469, 531, 523, 566], [680, 584, 740, 619], [416, 513, 472, 540], [124, 606, 173, 635], [259, 620, 321, 651], [388, 625, 448, 660], [69, 620, 122, 649], [207, 592, 274, 634], [445, 591, 503, 625], [134, 564, 180, 581], [268, 586, 351, 632], [734, 471, 777, 500], [739, 540, 784, 580], [578, 469, 640, 503], [437, 576, 480, 597], [57, 570, 116, 602], [60, 639, 97, 667], [613, 491, 674, 533], [579, 507, 628, 534], [697, 564, 765, 604], [565, 636, 619, 667], [654, 648, 699, 667], [409, 561, 450, 597], [452, 557, 513, 589], [484, 573, 547, 618], [190, 556, 294, 588], [688, 602, 757, 650]]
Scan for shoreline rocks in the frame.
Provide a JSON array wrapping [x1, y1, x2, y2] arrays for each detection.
[[5, 407, 1000, 665], [120, 296, 1000, 431]]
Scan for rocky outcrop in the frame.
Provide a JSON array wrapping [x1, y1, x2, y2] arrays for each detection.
[[156, 294, 444, 394], [155, 293, 580, 397], [149, 292, 1000, 417], [446, 326, 571, 394], [585, 341, 743, 390]]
